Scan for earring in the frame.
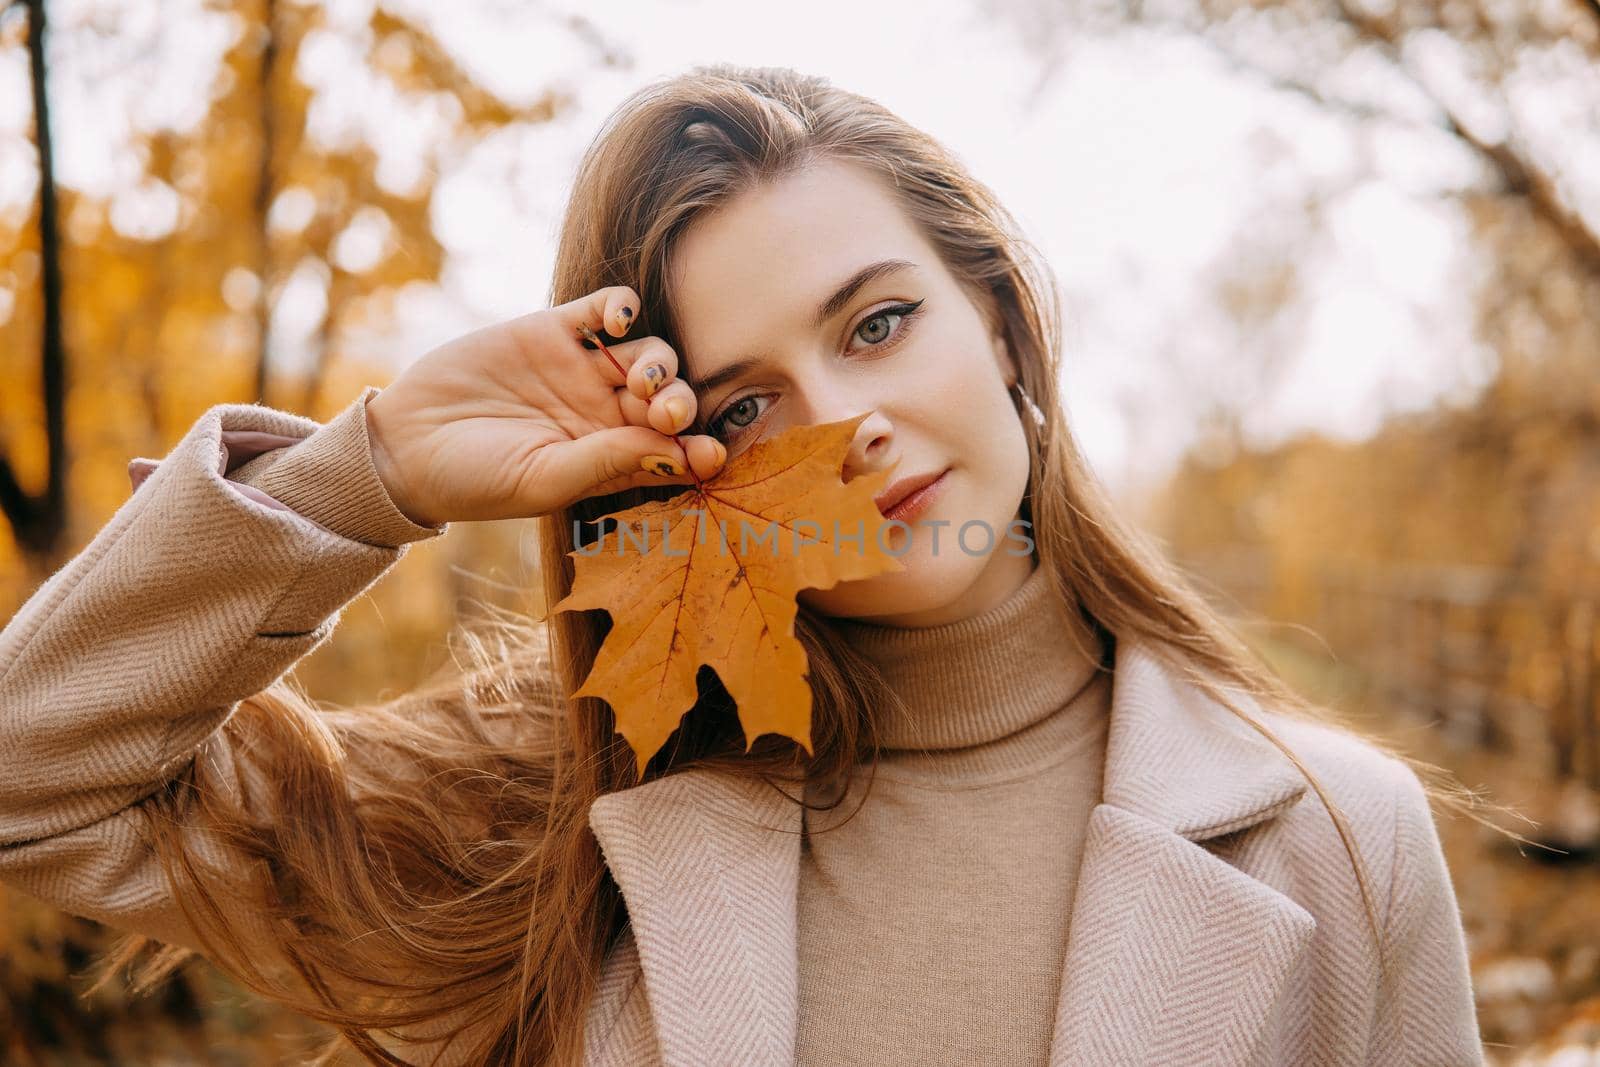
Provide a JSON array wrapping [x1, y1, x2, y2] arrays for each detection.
[[1011, 380, 1046, 431]]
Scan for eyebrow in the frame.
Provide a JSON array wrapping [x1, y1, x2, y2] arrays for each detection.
[[691, 258, 921, 398]]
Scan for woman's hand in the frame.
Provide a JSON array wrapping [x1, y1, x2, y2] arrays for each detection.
[[362, 285, 726, 527]]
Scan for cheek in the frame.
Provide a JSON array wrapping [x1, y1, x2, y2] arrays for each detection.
[[973, 409, 1031, 517], [909, 347, 1017, 454], [898, 355, 1027, 521], [900, 343, 996, 422], [943, 364, 1030, 513]]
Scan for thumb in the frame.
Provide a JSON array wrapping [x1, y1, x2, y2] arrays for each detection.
[[540, 425, 722, 508]]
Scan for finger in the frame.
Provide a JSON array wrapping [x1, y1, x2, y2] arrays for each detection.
[[606, 434, 728, 495], [627, 342, 678, 400], [553, 284, 641, 345], [616, 379, 694, 434], [646, 380, 697, 436], [582, 335, 679, 392], [676, 434, 727, 481], [616, 385, 652, 430], [536, 426, 726, 508]]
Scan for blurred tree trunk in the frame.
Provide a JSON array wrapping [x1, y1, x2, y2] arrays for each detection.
[[0, 0, 69, 576], [252, 0, 280, 406]]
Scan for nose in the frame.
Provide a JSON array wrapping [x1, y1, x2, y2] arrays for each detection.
[[793, 370, 897, 484], [840, 407, 896, 485]]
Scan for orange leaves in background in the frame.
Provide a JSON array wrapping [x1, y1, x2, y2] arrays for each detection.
[[552, 413, 905, 777]]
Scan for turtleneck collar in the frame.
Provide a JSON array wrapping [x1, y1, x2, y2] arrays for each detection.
[[825, 562, 1109, 754]]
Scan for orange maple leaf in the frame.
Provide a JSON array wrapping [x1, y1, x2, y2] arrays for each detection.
[[552, 412, 906, 778]]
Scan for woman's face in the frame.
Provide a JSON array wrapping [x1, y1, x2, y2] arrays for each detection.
[[668, 157, 1035, 628]]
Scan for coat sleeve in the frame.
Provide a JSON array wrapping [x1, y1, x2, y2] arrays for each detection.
[[0, 385, 447, 960], [1368, 760, 1486, 1066]]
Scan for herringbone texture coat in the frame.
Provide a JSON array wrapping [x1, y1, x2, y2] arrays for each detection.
[[0, 390, 1486, 1066]]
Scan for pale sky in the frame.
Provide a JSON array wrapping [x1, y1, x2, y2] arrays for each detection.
[[0, 0, 1518, 497]]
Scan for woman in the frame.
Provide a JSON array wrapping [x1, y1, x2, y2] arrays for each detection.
[[0, 63, 1485, 1065]]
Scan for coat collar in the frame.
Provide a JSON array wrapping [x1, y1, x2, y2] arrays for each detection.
[[585, 636, 1316, 1066]]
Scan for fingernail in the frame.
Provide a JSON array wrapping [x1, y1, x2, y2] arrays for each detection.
[[664, 396, 689, 429], [643, 363, 666, 395], [711, 440, 727, 467], [642, 454, 682, 477], [618, 306, 634, 329]]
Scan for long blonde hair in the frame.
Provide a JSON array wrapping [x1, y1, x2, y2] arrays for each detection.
[[98, 62, 1498, 1066]]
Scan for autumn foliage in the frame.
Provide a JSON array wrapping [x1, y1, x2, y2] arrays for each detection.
[[1, 3, 577, 1060]]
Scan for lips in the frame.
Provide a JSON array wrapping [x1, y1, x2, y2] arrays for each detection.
[[874, 468, 948, 516]]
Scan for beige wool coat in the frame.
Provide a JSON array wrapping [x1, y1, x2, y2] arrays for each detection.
[[0, 390, 1485, 1066]]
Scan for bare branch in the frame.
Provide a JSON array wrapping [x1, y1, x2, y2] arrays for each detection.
[[1185, 32, 1411, 127], [1325, 0, 1600, 273]]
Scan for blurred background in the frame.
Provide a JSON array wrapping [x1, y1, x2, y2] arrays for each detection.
[[1, 0, 1597, 1062]]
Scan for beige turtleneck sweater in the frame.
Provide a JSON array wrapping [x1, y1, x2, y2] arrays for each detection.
[[796, 564, 1112, 1066]]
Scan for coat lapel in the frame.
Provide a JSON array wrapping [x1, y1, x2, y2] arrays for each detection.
[[586, 637, 1316, 1067], [1047, 640, 1317, 1066], [586, 762, 802, 1067]]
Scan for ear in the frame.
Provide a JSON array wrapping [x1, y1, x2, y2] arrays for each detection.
[[991, 327, 1018, 389]]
